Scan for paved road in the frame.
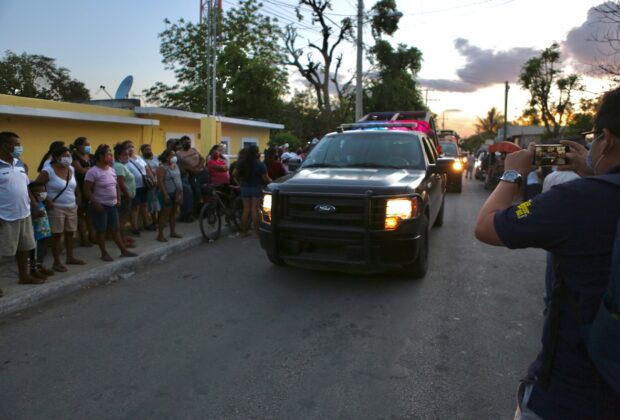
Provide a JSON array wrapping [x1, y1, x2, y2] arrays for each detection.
[[0, 178, 546, 419]]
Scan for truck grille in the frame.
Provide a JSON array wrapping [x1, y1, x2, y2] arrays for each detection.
[[279, 195, 386, 230]]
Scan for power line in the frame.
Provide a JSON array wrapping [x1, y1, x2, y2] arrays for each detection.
[[399, 0, 516, 28]]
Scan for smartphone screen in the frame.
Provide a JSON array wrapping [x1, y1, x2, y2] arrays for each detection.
[[533, 145, 569, 166]]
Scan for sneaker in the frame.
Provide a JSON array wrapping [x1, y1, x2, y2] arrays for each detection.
[[143, 224, 157, 231], [130, 229, 141, 236]]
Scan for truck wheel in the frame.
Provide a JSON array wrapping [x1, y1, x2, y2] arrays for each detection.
[[454, 179, 462, 193], [433, 198, 444, 228], [403, 215, 429, 279], [267, 252, 286, 266]]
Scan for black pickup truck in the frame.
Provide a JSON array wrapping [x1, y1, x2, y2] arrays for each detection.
[[258, 125, 449, 278]]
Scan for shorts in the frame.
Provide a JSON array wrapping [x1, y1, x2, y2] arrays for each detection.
[[132, 187, 148, 206], [240, 185, 262, 198], [118, 196, 132, 216], [90, 205, 120, 232], [48, 206, 78, 234], [147, 188, 161, 213], [0, 216, 35, 256], [157, 191, 177, 209]]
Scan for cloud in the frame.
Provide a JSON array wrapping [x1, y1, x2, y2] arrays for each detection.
[[563, 2, 620, 70], [419, 38, 539, 92]]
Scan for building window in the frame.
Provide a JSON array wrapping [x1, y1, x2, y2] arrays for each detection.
[[241, 137, 259, 149]]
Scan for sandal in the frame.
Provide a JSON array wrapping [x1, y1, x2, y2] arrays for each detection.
[[101, 255, 114, 262], [66, 259, 86, 265], [53, 264, 68, 273], [170, 233, 183, 239]]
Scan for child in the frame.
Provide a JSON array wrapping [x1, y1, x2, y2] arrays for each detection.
[[29, 182, 54, 280]]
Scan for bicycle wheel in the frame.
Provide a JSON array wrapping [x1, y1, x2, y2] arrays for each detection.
[[229, 196, 243, 232], [199, 199, 221, 241]]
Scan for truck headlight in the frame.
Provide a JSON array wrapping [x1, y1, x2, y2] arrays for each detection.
[[261, 193, 272, 223], [385, 198, 417, 230], [452, 161, 463, 171]]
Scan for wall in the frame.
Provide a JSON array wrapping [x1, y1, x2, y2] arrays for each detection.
[[220, 123, 270, 156], [0, 114, 145, 173]]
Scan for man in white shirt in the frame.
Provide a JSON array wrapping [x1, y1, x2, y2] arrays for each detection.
[[0, 132, 39, 292]]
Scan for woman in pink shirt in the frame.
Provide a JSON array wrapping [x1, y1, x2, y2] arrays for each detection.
[[83, 145, 137, 262], [207, 145, 230, 187]]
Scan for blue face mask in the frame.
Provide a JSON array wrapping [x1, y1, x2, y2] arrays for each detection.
[[84, 145, 92, 154], [11, 146, 23, 159]]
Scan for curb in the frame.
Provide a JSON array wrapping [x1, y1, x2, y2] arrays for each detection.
[[0, 234, 205, 319]]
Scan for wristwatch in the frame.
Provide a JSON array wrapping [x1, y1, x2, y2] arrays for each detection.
[[499, 170, 523, 187]]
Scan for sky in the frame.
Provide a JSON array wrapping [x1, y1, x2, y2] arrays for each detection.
[[0, 0, 616, 136]]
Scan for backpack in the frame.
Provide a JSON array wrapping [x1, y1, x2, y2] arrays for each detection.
[[542, 174, 620, 394]]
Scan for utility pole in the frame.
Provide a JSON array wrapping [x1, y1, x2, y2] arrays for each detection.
[[503, 81, 509, 141], [200, 0, 220, 115], [355, 0, 364, 121]]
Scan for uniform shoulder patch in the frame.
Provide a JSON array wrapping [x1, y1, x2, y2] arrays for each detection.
[[515, 200, 533, 219]]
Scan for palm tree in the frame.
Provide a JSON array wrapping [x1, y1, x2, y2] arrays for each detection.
[[475, 107, 505, 135]]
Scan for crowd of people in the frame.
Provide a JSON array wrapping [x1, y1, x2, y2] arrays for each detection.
[[0, 133, 317, 296]]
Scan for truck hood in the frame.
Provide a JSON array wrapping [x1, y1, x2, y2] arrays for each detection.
[[269, 167, 427, 194]]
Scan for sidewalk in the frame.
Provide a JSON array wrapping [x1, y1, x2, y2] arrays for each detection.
[[0, 220, 215, 318]]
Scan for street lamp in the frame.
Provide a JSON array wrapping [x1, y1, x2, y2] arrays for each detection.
[[355, 1, 403, 121], [440, 109, 461, 130]]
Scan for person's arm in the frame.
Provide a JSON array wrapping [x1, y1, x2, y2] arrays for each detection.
[[34, 171, 53, 209], [117, 175, 129, 198], [475, 148, 535, 246], [157, 167, 171, 203], [72, 158, 88, 175], [83, 180, 103, 212]]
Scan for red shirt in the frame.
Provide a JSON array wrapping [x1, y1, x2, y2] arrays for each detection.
[[268, 160, 287, 180], [207, 158, 230, 185]]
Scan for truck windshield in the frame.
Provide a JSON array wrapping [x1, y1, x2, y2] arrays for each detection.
[[440, 142, 458, 157], [302, 132, 425, 170]]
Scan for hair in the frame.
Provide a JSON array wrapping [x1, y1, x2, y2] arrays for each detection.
[[158, 148, 175, 163], [51, 146, 70, 162], [237, 145, 259, 181], [264, 146, 278, 165], [28, 181, 47, 191], [208, 145, 220, 157], [114, 143, 128, 160], [70, 136, 88, 152], [166, 138, 178, 151], [180, 135, 190, 141], [140, 144, 151, 153], [37, 140, 65, 172], [594, 87, 620, 137], [94, 144, 111, 163], [0, 131, 19, 145]]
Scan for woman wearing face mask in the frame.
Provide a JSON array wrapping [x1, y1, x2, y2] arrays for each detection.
[[83, 145, 137, 262], [113, 143, 136, 249], [207, 145, 230, 188], [71, 137, 96, 246], [140, 144, 161, 229], [34, 146, 83, 272], [156, 149, 183, 242]]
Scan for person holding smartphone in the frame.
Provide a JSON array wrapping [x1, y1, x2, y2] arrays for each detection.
[[475, 88, 620, 419]]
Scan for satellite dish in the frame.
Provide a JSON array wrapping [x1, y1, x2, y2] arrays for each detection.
[[114, 75, 133, 99]]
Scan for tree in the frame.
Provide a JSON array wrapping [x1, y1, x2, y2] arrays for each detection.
[[144, 0, 288, 120], [365, 41, 425, 112], [474, 107, 504, 135], [0, 51, 90, 101], [461, 134, 488, 152], [283, 0, 353, 129], [566, 97, 597, 135], [519, 43, 583, 138], [364, 0, 426, 112]]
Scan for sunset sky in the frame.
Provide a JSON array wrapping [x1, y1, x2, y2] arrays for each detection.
[[0, 0, 615, 136]]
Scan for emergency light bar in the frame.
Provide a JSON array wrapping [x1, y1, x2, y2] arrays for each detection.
[[338, 122, 419, 132]]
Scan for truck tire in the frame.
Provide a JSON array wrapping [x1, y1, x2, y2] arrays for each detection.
[[433, 198, 444, 228], [267, 252, 286, 266], [402, 215, 429, 279]]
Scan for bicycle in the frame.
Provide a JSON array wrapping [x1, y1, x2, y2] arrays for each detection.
[[199, 184, 243, 241]]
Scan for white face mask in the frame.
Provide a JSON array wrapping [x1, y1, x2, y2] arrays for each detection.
[[38, 192, 48, 201], [170, 156, 178, 164], [60, 156, 73, 166]]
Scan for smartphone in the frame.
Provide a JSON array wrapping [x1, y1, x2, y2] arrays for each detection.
[[533, 144, 570, 166]]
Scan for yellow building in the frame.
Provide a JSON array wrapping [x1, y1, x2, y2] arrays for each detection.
[[0, 94, 284, 172]]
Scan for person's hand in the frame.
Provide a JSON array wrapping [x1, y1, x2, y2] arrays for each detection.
[[34, 209, 45, 218], [504, 145, 535, 177], [164, 194, 171, 204], [45, 199, 54, 210], [91, 201, 104, 212], [558, 140, 593, 177], [176, 191, 183, 203]]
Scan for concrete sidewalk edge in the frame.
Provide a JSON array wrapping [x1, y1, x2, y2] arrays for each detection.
[[0, 234, 205, 318]]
